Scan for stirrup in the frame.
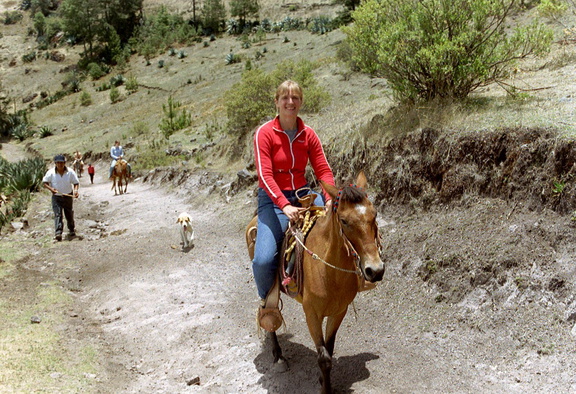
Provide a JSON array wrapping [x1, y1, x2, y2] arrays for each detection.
[[258, 306, 283, 332]]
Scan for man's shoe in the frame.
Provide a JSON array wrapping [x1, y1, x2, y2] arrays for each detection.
[[69, 231, 76, 237], [55, 234, 62, 241]]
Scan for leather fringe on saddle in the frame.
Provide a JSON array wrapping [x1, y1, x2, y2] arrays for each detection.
[[279, 195, 325, 301]]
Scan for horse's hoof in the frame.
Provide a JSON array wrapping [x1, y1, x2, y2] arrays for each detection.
[[272, 358, 288, 373]]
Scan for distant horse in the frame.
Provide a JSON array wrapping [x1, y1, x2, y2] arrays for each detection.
[[246, 172, 385, 393], [73, 160, 83, 178], [111, 159, 128, 195]]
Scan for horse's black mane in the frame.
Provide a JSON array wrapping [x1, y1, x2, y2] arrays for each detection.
[[339, 185, 367, 204]]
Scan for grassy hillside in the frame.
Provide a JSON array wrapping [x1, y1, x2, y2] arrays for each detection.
[[1, 0, 575, 178]]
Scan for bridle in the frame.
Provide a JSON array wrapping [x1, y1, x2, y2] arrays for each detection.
[[289, 184, 382, 278]]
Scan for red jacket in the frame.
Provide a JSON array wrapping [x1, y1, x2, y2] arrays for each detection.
[[254, 116, 335, 209]]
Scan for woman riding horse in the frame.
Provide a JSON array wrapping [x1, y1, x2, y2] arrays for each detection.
[[246, 172, 385, 393], [251, 80, 335, 328]]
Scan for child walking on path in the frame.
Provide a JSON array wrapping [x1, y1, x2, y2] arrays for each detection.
[[87, 164, 95, 184]]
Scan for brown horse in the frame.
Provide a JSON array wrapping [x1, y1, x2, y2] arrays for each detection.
[[111, 159, 128, 195], [246, 172, 385, 393]]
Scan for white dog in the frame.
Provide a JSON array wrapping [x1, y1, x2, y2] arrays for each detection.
[[177, 212, 194, 248]]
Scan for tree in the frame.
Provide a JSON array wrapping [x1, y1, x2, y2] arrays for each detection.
[[102, 0, 143, 44], [60, 0, 103, 59], [230, 0, 258, 29], [343, 0, 553, 102], [334, 0, 361, 11], [202, 0, 226, 33]]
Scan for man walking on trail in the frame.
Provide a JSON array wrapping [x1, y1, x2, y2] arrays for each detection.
[[42, 154, 79, 241]]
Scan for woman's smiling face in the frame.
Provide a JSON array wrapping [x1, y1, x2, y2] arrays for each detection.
[[275, 88, 302, 119]]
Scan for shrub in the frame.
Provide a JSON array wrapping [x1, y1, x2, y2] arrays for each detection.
[[80, 91, 92, 106], [3, 11, 23, 25], [1, 110, 29, 138], [22, 51, 36, 63], [10, 124, 33, 141], [38, 125, 53, 138], [538, 0, 568, 20], [109, 86, 121, 103], [87, 62, 106, 80], [110, 74, 126, 87], [125, 74, 138, 92], [159, 96, 192, 139], [129, 6, 198, 58], [307, 16, 334, 35], [0, 157, 45, 195], [225, 53, 240, 65], [224, 59, 330, 135], [344, 0, 553, 102]]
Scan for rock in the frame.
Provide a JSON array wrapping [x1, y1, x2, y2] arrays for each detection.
[[10, 222, 24, 230], [31, 316, 42, 324], [186, 377, 200, 386]]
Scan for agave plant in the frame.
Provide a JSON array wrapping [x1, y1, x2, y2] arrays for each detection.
[[225, 53, 240, 65], [2, 157, 46, 194], [110, 74, 126, 87], [38, 125, 53, 138], [10, 124, 33, 141]]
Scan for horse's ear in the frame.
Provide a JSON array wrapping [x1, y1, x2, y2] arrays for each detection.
[[355, 171, 367, 189], [320, 181, 339, 200]]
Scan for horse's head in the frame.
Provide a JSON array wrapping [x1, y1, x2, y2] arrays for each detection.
[[322, 172, 385, 283]]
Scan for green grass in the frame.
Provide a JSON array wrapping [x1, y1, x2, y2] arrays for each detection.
[[0, 282, 100, 392]]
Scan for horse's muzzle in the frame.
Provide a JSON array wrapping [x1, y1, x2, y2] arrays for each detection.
[[363, 260, 385, 282]]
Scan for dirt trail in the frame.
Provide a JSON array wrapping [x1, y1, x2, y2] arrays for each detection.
[[9, 161, 576, 393]]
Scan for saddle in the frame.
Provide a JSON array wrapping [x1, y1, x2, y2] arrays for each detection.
[[247, 193, 324, 332], [279, 193, 325, 302]]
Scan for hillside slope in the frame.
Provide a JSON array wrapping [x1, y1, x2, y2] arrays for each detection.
[[2, 1, 576, 392]]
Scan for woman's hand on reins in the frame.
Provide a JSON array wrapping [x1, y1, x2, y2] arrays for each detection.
[[282, 204, 305, 222]]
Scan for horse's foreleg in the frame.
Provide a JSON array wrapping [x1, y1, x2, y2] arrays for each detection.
[[325, 310, 347, 357], [305, 310, 333, 393], [269, 332, 288, 372]]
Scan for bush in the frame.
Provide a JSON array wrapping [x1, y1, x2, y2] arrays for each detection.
[[80, 91, 92, 106], [37, 125, 53, 138], [129, 6, 198, 58], [344, 0, 553, 102], [225, 52, 240, 65], [3, 11, 23, 25], [538, 0, 568, 20], [0, 157, 46, 195], [109, 86, 121, 103], [110, 74, 126, 87], [125, 74, 138, 92], [22, 51, 37, 63], [10, 124, 33, 141], [158, 96, 192, 139], [87, 62, 106, 80], [224, 59, 330, 135]]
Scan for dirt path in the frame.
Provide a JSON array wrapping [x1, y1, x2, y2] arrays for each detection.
[[9, 161, 576, 393]]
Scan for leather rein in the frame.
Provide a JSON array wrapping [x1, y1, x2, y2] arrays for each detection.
[[288, 184, 382, 278]]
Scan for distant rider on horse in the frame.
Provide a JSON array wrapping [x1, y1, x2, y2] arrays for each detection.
[[72, 150, 84, 175], [109, 140, 132, 179]]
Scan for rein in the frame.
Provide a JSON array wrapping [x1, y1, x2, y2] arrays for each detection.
[[287, 184, 371, 277], [289, 227, 361, 275]]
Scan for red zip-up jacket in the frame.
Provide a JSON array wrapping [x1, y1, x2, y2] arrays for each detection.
[[254, 116, 335, 209]]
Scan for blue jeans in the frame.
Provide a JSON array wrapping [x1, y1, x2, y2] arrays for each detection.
[[252, 187, 324, 299]]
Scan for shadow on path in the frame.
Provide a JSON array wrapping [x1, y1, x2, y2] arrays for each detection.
[[254, 333, 378, 393]]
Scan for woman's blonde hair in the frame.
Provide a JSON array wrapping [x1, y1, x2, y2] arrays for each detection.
[[275, 80, 303, 101]]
